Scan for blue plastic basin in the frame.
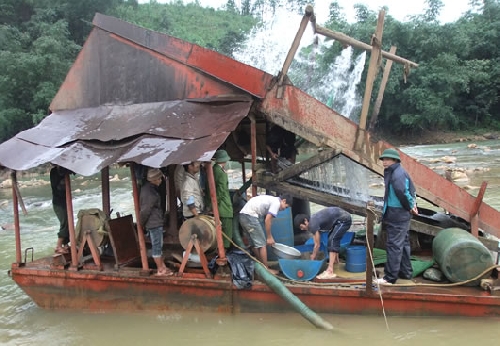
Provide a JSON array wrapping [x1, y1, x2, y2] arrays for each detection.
[[278, 258, 325, 281]]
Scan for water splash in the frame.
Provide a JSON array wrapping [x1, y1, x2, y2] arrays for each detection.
[[232, 7, 316, 75], [327, 49, 366, 121], [232, 3, 369, 203]]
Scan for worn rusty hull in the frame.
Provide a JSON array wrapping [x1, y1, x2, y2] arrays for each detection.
[[11, 265, 500, 317]]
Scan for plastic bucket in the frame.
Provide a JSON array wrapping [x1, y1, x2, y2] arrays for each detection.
[[345, 245, 366, 273], [266, 208, 294, 261]]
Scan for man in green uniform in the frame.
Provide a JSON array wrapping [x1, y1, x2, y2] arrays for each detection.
[[212, 150, 233, 249]]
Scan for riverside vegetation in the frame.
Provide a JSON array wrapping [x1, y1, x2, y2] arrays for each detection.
[[0, 0, 499, 145]]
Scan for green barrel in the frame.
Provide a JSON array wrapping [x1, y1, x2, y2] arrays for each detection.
[[433, 228, 494, 286]]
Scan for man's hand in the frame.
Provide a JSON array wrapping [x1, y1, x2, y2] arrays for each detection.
[[410, 205, 418, 215], [266, 236, 276, 246]]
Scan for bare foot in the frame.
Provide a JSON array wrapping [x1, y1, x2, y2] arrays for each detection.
[[154, 268, 174, 277], [54, 246, 69, 254]]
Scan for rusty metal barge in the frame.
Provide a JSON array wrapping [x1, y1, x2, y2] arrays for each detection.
[[1, 8, 500, 319]]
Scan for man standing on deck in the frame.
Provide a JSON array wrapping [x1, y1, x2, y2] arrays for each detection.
[[51, 165, 72, 254], [140, 168, 173, 276], [377, 148, 418, 285], [239, 194, 292, 273], [294, 207, 352, 280], [211, 150, 233, 249], [181, 161, 204, 219]]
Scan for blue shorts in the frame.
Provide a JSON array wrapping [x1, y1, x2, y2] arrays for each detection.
[[239, 214, 266, 248], [147, 226, 164, 258]]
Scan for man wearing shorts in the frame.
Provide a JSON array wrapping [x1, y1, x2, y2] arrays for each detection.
[[239, 194, 292, 272], [294, 207, 352, 280]]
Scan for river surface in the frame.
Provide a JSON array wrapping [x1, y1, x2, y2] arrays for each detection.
[[1, 142, 500, 345]]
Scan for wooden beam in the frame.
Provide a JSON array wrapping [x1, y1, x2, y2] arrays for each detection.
[[313, 24, 418, 68], [410, 219, 498, 251], [250, 114, 257, 197], [359, 10, 385, 130], [274, 148, 341, 181], [369, 46, 397, 131], [11, 171, 21, 264], [259, 180, 371, 216], [277, 5, 314, 98]]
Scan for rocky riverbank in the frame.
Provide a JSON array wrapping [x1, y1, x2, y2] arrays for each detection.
[[382, 130, 499, 147]]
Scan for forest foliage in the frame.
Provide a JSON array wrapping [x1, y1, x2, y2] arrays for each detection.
[[0, 0, 499, 143]]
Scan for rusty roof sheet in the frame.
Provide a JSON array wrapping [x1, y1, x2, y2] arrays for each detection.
[[0, 98, 252, 176]]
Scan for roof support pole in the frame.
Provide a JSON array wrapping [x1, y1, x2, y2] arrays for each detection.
[[250, 114, 257, 197], [11, 171, 21, 264], [470, 181, 487, 238], [365, 202, 375, 295], [101, 167, 111, 217], [65, 173, 79, 269], [130, 164, 150, 272], [204, 162, 226, 263]]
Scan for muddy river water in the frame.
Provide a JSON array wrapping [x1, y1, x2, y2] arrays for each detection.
[[1, 141, 499, 345]]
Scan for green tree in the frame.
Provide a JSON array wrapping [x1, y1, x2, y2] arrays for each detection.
[[0, 8, 80, 142]]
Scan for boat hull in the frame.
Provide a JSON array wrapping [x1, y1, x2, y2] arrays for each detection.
[[11, 264, 500, 317]]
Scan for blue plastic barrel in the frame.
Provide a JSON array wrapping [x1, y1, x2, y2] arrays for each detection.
[[267, 208, 294, 261], [345, 245, 366, 273]]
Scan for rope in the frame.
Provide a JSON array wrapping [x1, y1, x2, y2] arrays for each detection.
[[220, 220, 500, 308], [365, 206, 391, 332]]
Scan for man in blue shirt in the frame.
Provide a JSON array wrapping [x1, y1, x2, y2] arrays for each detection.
[[377, 148, 418, 285], [294, 207, 352, 280]]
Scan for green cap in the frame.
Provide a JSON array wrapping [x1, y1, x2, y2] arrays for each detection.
[[379, 148, 401, 161], [214, 149, 231, 163]]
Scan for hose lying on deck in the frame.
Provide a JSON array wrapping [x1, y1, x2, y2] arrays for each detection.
[[231, 218, 334, 330]]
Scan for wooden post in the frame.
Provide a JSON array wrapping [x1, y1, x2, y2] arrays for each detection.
[[250, 114, 257, 197], [359, 10, 385, 130], [368, 46, 397, 131], [204, 161, 226, 263], [366, 202, 375, 295], [65, 173, 79, 269], [101, 166, 110, 217], [130, 164, 150, 272], [312, 24, 417, 68], [11, 171, 21, 264], [167, 165, 178, 241], [277, 5, 314, 98], [470, 181, 487, 238]]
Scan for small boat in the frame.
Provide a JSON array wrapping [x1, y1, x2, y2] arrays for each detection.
[[1, 7, 499, 323]]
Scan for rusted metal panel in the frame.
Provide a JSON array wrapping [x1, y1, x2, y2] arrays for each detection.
[[51, 29, 246, 111], [11, 267, 500, 317], [50, 14, 271, 112], [24, 100, 251, 146], [92, 13, 273, 99], [0, 99, 251, 175], [259, 83, 500, 238]]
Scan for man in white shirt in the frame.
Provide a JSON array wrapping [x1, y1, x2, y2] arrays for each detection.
[[181, 161, 204, 219], [239, 194, 292, 273]]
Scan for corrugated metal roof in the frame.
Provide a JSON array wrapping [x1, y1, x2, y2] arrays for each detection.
[[0, 98, 252, 175]]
